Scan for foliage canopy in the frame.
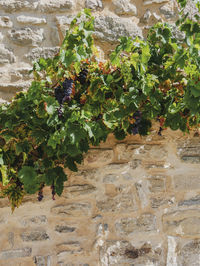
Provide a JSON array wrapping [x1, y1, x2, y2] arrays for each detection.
[[0, 1, 200, 211]]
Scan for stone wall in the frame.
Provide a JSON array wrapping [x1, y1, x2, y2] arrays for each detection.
[[1, 129, 200, 265], [1, 1, 200, 265], [0, 0, 180, 102]]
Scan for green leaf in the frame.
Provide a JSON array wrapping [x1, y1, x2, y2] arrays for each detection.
[[18, 166, 39, 194]]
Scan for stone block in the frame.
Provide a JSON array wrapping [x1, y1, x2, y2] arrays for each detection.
[[9, 27, 44, 46], [25, 47, 59, 62], [173, 174, 200, 191], [177, 139, 200, 163], [51, 203, 92, 217], [21, 230, 49, 241], [177, 240, 200, 266], [148, 176, 166, 193], [151, 195, 175, 208], [0, 0, 37, 12], [103, 174, 120, 183], [85, 0, 103, 10], [0, 248, 32, 260], [84, 149, 114, 168], [50, 26, 61, 46], [0, 46, 16, 65], [135, 181, 149, 208], [38, 0, 74, 13], [100, 240, 163, 266], [34, 256, 45, 266], [143, 0, 169, 5], [144, 160, 170, 169], [20, 215, 47, 226], [140, 9, 152, 23], [94, 16, 143, 42], [62, 184, 96, 198], [96, 189, 138, 213], [115, 213, 156, 235], [178, 195, 200, 206], [105, 184, 119, 197], [163, 209, 200, 236], [113, 0, 137, 16], [57, 241, 82, 256], [115, 144, 137, 161], [55, 225, 76, 233], [17, 16, 46, 25], [159, 2, 177, 19], [0, 16, 13, 28]]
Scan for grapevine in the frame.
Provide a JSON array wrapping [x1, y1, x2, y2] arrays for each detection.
[[0, 2, 200, 211]]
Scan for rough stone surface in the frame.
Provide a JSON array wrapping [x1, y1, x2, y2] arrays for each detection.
[[62, 184, 96, 198], [17, 16, 47, 25], [0, 133, 200, 264], [55, 225, 76, 233], [0, 46, 16, 65], [100, 240, 163, 266], [140, 9, 152, 23], [85, 0, 103, 10], [0, 16, 13, 28], [57, 241, 82, 256], [34, 256, 45, 266], [177, 139, 200, 163], [115, 213, 156, 235], [94, 16, 143, 42], [163, 209, 200, 236], [178, 195, 200, 207], [9, 28, 44, 46], [21, 231, 49, 241], [20, 215, 47, 226], [0, 248, 32, 260], [144, 0, 169, 5], [148, 175, 166, 193], [84, 149, 114, 167], [173, 174, 200, 191], [38, 0, 74, 13], [0, 0, 37, 12], [159, 2, 177, 19], [177, 240, 200, 266], [51, 203, 92, 216], [113, 0, 137, 16], [25, 47, 59, 61], [96, 190, 138, 212]]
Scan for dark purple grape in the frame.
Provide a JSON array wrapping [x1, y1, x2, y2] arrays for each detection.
[[62, 78, 73, 103], [132, 126, 139, 135], [133, 111, 142, 124], [62, 95, 71, 103], [38, 191, 43, 201], [55, 86, 64, 105], [38, 183, 44, 201], [77, 69, 88, 85], [51, 184, 56, 200], [158, 127, 163, 136]]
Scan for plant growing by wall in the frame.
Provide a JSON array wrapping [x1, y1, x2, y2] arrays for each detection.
[[0, 2, 199, 211]]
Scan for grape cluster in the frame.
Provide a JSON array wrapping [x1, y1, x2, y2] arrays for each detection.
[[132, 111, 142, 135], [51, 184, 56, 200], [158, 127, 163, 136], [77, 69, 88, 85], [37, 183, 45, 201], [55, 78, 73, 104], [55, 78, 73, 117]]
